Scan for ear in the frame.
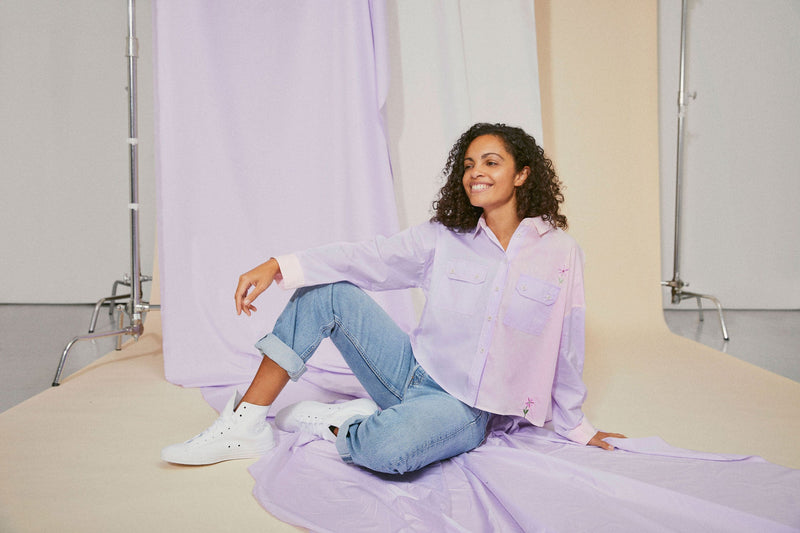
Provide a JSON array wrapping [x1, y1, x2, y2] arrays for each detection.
[[514, 167, 530, 187]]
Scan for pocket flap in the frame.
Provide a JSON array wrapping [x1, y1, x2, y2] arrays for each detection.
[[446, 260, 487, 284], [515, 275, 559, 305]]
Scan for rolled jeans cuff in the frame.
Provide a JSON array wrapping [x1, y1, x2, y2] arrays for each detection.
[[254, 333, 307, 381], [335, 414, 368, 464]]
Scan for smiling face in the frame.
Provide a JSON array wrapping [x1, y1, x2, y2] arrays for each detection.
[[462, 134, 529, 223]]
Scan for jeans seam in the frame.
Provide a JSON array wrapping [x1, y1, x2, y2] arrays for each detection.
[[335, 315, 404, 402], [296, 320, 334, 360]]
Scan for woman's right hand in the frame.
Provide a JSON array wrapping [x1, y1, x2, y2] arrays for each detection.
[[234, 258, 281, 316]]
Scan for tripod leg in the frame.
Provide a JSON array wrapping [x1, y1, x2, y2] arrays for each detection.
[[89, 294, 130, 333], [53, 328, 135, 386], [681, 290, 730, 341]]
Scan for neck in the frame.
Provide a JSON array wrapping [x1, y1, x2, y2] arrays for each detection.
[[484, 210, 523, 250]]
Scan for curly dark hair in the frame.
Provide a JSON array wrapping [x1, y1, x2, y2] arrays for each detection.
[[431, 123, 567, 232]]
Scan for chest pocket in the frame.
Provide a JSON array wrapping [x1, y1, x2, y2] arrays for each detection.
[[435, 260, 488, 314], [503, 274, 560, 336]]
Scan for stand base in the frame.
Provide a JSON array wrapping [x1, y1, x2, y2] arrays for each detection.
[[54, 277, 160, 387], [662, 280, 730, 341], [52, 322, 143, 386]]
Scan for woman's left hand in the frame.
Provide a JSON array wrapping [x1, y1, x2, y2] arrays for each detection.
[[587, 431, 626, 451]]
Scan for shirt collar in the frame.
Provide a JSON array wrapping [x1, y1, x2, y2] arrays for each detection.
[[531, 216, 555, 236], [473, 216, 489, 238], [474, 216, 553, 237]]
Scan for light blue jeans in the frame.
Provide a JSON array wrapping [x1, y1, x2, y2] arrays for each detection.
[[255, 282, 489, 475]]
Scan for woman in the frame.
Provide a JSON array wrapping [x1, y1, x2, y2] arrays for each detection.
[[161, 123, 624, 474]]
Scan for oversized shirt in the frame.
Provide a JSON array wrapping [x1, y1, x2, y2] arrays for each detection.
[[276, 216, 598, 445]]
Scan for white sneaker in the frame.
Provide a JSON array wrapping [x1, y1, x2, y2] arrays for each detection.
[[161, 391, 275, 465], [275, 398, 379, 442]]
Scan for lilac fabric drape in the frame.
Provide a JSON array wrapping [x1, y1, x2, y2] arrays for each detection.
[[154, 0, 411, 389]]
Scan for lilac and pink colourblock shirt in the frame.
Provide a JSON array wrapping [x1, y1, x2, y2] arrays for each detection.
[[276, 216, 597, 445]]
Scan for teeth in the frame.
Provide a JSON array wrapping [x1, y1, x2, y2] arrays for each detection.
[[471, 184, 491, 191]]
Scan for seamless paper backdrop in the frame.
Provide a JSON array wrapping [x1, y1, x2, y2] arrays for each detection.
[[154, 0, 412, 388]]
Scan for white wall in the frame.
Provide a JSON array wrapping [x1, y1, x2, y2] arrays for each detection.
[[0, 0, 155, 303], [658, 0, 800, 309]]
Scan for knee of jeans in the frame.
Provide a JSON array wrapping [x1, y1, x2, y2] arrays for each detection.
[[293, 282, 358, 308], [291, 283, 332, 301], [329, 281, 362, 299]]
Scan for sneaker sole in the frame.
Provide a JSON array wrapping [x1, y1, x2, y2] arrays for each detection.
[[161, 441, 276, 466]]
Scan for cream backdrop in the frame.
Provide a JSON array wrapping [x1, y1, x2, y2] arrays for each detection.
[[532, 1, 798, 466], [1, 2, 798, 532]]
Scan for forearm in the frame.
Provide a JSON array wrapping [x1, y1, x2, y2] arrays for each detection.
[[276, 224, 435, 292]]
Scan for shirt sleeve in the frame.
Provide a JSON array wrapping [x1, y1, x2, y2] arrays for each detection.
[[275, 222, 438, 292], [550, 247, 598, 445]]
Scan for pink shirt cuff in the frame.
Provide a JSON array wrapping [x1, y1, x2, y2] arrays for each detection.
[[274, 254, 304, 289], [564, 417, 598, 446]]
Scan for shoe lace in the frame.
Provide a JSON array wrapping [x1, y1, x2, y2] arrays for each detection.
[[297, 411, 334, 439], [188, 413, 233, 444]]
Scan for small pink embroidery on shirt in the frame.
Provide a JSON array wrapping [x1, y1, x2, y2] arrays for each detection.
[[523, 397, 535, 416], [557, 265, 570, 285]]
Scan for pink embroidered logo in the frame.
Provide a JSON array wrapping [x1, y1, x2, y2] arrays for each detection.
[[522, 397, 535, 416], [557, 265, 569, 285]]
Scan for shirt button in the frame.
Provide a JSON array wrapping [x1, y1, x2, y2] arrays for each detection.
[[487, 316, 492, 321], [480, 348, 485, 353], [494, 286, 499, 292]]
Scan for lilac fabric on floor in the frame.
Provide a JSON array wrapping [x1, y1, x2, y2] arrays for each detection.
[[201, 375, 800, 533]]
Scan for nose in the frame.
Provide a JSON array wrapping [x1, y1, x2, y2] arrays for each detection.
[[467, 163, 483, 179]]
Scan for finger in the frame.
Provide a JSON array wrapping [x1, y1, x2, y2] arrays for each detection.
[[242, 301, 257, 316], [234, 278, 252, 315], [593, 438, 614, 451], [243, 283, 265, 307]]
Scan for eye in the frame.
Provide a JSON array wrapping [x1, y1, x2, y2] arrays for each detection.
[[464, 163, 473, 170]]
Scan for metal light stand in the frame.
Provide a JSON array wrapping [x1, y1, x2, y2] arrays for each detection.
[[662, 0, 729, 341], [53, 0, 159, 386]]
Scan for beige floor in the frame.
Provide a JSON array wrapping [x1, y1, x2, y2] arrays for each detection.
[[0, 313, 299, 532]]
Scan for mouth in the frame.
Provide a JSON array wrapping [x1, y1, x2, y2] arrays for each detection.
[[470, 183, 492, 192]]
